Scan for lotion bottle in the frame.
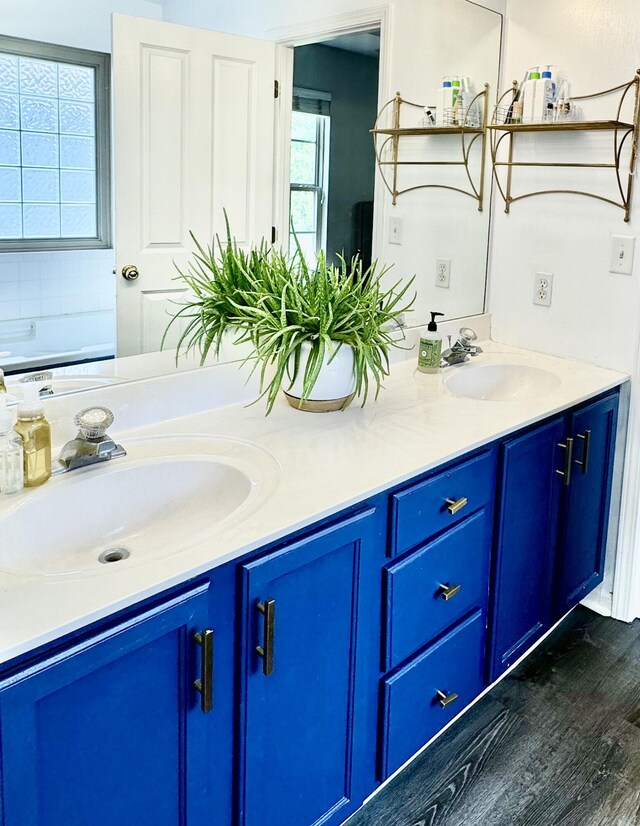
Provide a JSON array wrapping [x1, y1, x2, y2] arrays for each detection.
[[0, 395, 23, 495], [436, 79, 454, 125], [418, 312, 445, 374], [14, 385, 51, 487]]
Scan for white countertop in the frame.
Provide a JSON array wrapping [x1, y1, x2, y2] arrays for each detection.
[[0, 341, 627, 666]]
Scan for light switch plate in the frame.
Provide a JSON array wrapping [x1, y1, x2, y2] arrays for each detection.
[[389, 217, 403, 245], [610, 235, 635, 275]]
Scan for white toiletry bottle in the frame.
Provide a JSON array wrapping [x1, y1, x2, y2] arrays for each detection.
[[0, 395, 23, 495], [418, 312, 445, 374], [533, 71, 555, 122], [436, 79, 454, 126], [522, 69, 540, 123]]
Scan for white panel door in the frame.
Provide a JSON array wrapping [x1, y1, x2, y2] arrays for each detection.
[[113, 14, 277, 356]]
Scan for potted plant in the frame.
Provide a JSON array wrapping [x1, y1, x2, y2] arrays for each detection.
[[164, 226, 415, 414]]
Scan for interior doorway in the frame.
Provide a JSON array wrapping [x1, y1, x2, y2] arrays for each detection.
[[289, 30, 380, 270]]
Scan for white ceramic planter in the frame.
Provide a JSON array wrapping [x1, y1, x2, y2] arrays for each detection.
[[283, 341, 356, 412]]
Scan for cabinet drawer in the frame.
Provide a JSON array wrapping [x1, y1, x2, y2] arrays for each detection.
[[380, 610, 485, 779], [385, 509, 491, 669], [389, 449, 496, 556]]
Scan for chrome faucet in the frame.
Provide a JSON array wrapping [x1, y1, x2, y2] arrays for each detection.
[[53, 406, 126, 475], [440, 327, 483, 367], [19, 371, 54, 396]]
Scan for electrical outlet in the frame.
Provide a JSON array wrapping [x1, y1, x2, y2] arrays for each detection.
[[533, 272, 553, 307], [610, 235, 635, 275], [389, 217, 403, 245], [436, 258, 451, 288]]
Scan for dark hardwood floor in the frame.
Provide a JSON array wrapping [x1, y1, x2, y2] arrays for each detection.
[[347, 607, 640, 826]]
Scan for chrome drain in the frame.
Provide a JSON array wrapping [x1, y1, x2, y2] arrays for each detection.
[[98, 548, 131, 565]]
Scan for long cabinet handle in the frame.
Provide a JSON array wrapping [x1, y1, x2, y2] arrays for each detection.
[[556, 438, 574, 487], [256, 598, 275, 676], [194, 629, 214, 713], [436, 689, 459, 709], [445, 496, 468, 515], [574, 430, 591, 475], [438, 583, 462, 601]]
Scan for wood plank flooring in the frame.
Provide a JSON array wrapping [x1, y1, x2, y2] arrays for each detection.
[[346, 607, 640, 826]]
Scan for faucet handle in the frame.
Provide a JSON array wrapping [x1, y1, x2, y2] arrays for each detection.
[[74, 406, 114, 440], [459, 327, 478, 345]]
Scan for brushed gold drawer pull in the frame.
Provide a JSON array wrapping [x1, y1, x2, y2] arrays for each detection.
[[436, 689, 459, 709], [445, 496, 468, 515], [438, 583, 462, 601]]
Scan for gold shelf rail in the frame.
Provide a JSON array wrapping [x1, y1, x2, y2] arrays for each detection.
[[487, 71, 640, 221], [371, 86, 490, 209]]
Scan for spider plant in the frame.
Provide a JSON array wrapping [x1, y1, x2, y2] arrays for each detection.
[[164, 225, 415, 414], [161, 215, 270, 362], [233, 249, 415, 413]]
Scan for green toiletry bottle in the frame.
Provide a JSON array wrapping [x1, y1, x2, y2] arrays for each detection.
[[418, 312, 445, 374]]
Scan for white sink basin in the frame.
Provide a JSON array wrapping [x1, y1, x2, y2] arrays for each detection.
[[445, 363, 561, 401], [0, 435, 279, 577], [7, 375, 119, 398]]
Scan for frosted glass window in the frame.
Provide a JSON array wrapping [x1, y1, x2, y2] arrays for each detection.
[[0, 93, 19, 129], [0, 166, 20, 200], [22, 167, 59, 202], [0, 38, 110, 249], [0, 204, 21, 237], [22, 132, 58, 167]]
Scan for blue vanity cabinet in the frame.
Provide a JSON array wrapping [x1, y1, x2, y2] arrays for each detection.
[[489, 417, 565, 680], [556, 393, 619, 615], [238, 504, 385, 826], [0, 583, 216, 826], [490, 390, 619, 681]]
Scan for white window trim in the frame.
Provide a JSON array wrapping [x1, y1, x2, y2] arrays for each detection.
[[290, 99, 331, 257]]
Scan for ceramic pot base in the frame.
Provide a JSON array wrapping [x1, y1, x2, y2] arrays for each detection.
[[283, 391, 355, 412]]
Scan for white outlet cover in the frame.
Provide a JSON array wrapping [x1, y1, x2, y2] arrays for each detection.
[[436, 258, 451, 289], [533, 271, 553, 307]]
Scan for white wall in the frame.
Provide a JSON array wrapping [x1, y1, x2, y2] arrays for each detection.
[[488, 0, 640, 375], [378, 0, 501, 322], [0, 0, 163, 51]]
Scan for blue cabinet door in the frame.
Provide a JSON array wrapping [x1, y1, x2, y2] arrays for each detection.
[[239, 506, 383, 826], [0, 584, 214, 826], [489, 417, 564, 680], [556, 393, 619, 614]]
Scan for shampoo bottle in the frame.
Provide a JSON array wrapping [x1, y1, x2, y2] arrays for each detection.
[[436, 79, 454, 125], [0, 395, 23, 495], [14, 385, 51, 487], [522, 69, 540, 123], [418, 312, 445, 374]]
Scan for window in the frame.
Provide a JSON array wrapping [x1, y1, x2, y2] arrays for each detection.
[[0, 36, 110, 251], [289, 89, 330, 264]]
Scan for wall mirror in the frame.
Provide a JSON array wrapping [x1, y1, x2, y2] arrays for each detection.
[[0, 0, 502, 399]]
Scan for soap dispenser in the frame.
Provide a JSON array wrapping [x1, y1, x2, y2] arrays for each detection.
[[418, 312, 445, 374], [0, 395, 23, 495], [14, 384, 51, 487]]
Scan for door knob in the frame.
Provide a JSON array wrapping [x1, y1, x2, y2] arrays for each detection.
[[121, 264, 139, 281]]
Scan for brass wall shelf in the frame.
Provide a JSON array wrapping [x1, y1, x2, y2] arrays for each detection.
[[371, 86, 489, 209], [488, 72, 640, 221]]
